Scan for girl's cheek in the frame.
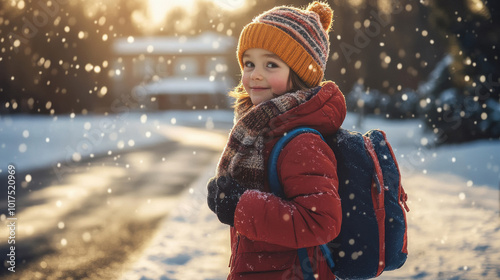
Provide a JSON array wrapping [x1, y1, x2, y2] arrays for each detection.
[[241, 73, 250, 90], [268, 76, 289, 94]]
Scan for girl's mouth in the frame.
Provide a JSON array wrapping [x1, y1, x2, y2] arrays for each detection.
[[250, 87, 269, 91]]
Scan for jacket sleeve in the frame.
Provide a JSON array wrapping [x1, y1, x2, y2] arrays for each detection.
[[233, 133, 342, 249]]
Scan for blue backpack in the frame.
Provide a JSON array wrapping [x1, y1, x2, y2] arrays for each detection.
[[268, 127, 409, 279]]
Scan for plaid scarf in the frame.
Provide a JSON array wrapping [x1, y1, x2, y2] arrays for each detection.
[[216, 86, 319, 190]]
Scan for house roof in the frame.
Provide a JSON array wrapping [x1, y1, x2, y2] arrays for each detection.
[[135, 76, 234, 95], [113, 32, 236, 55]]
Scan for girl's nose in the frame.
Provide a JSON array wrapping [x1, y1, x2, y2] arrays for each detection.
[[251, 69, 263, 80]]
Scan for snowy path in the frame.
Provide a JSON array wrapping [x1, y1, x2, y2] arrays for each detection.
[[121, 155, 230, 280]]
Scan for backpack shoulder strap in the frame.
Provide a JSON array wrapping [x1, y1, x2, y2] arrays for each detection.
[[268, 127, 324, 198], [267, 127, 334, 278]]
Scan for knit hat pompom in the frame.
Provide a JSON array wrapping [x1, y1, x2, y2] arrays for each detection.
[[307, 2, 333, 33], [237, 2, 334, 87]]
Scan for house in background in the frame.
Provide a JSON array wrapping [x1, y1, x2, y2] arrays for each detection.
[[112, 32, 236, 110]]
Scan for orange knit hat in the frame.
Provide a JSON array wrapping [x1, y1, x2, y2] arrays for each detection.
[[237, 2, 333, 87]]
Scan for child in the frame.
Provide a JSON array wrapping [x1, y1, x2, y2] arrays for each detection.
[[207, 2, 346, 279]]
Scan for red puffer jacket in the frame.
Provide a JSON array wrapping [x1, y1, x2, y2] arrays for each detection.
[[229, 82, 347, 279]]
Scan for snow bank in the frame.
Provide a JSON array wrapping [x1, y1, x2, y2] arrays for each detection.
[[0, 113, 167, 174], [342, 114, 500, 188], [0, 110, 234, 176]]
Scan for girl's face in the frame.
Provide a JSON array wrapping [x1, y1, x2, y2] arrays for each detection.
[[241, 48, 292, 105]]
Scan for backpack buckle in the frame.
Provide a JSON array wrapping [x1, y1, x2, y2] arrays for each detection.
[[400, 190, 410, 212]]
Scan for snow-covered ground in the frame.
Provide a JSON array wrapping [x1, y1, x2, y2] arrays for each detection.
[[0, 110, 233, 175], [121, 155, 231, 280], [1, 110, 499, 279]]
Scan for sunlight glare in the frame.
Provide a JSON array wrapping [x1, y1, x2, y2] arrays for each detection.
[[148, 0, 247, 24], [213, 0, 247, 10], [148, 0, 195, 24]]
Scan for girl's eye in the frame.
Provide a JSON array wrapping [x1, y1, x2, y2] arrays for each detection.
[[266, 62, 279, 68], [244, 61, 254, 68]]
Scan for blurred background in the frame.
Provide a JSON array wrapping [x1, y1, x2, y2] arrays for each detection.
[[1, 0, 499, 142], [1, 0, 499, 279]]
